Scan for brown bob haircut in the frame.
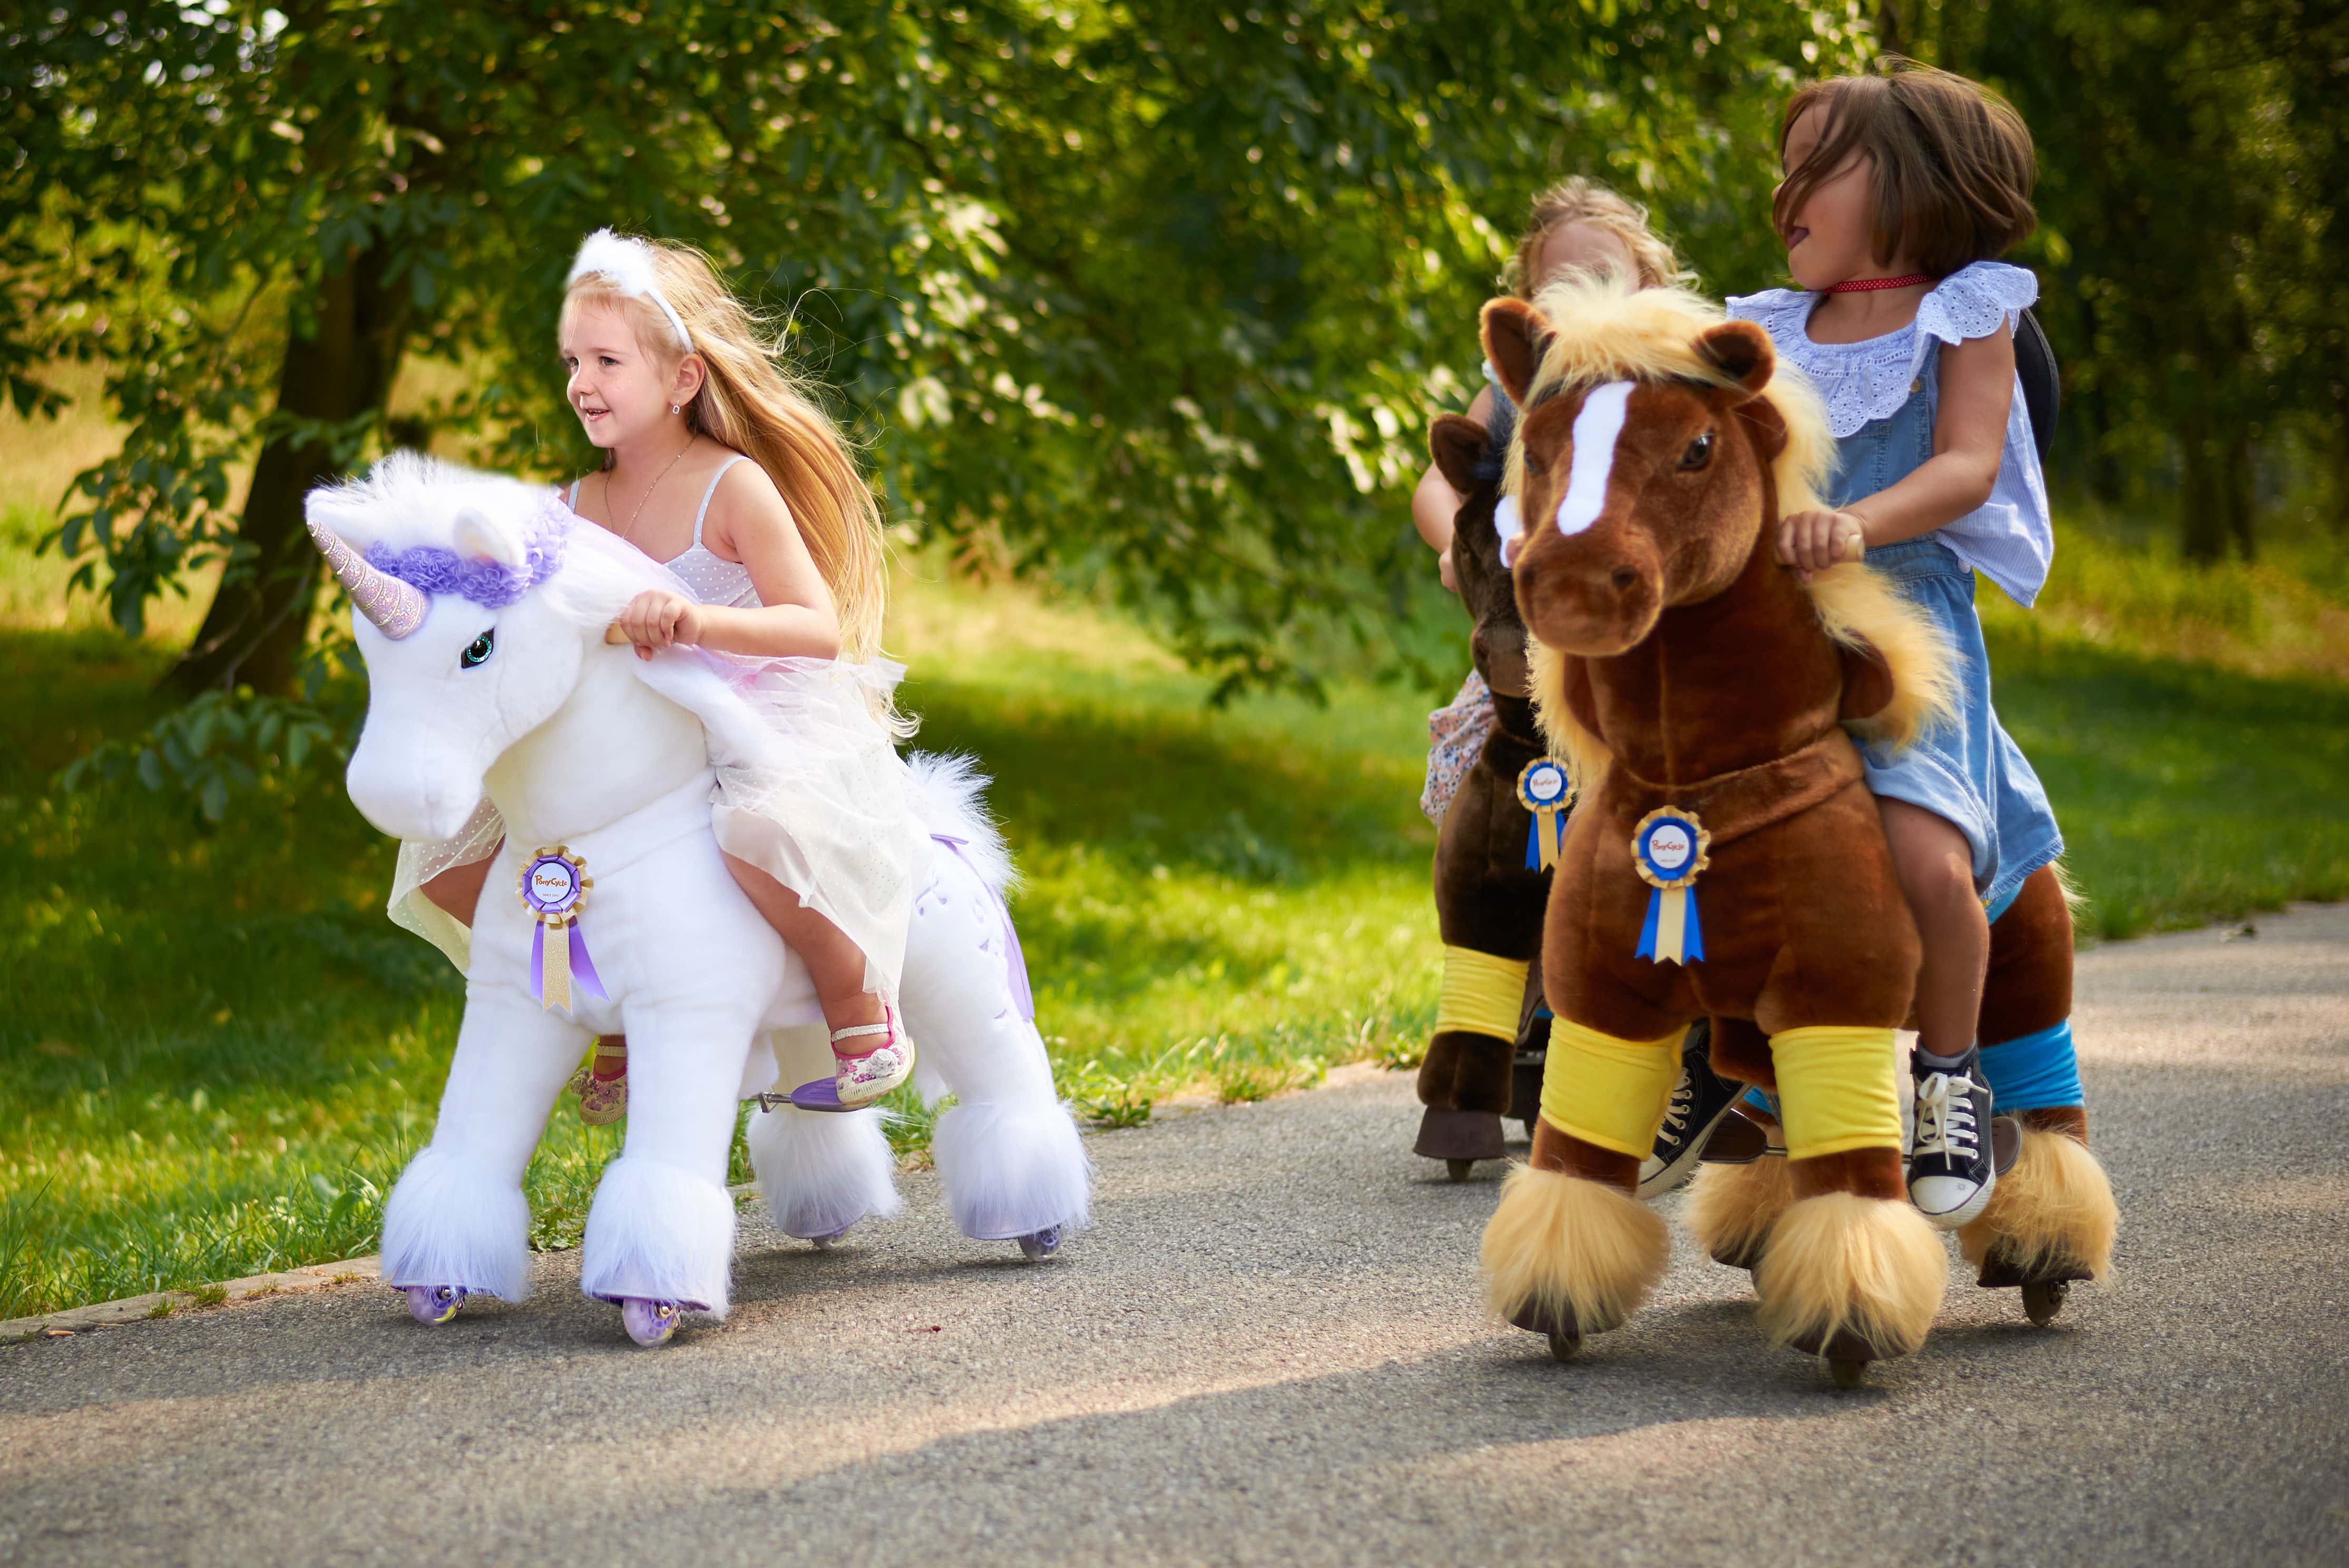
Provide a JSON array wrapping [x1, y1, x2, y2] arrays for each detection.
[[1774, 58, 2037, 278]]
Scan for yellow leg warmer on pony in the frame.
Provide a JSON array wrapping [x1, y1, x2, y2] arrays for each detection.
[[1538, 1018, 1687, 1158], [1436, 946, 1530, 1044], [1769, 1025, 1903, 1160]]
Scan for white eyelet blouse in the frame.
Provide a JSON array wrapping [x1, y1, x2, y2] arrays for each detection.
[[1728, 261, 2055, 606]]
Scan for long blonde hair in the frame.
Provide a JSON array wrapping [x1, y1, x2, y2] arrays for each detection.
[[564, 240, 889, 662], [1500, 177, 1695, 299]]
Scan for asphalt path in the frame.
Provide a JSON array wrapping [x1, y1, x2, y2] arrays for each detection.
[[5, 906, 2346, 1566]]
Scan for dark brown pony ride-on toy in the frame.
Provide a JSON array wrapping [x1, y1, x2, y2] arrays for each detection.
[[1413, 410, 1564, 1179], [1475, 277, 1956, 1387]]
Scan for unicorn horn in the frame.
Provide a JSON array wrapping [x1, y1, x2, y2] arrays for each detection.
[[306, 514, 427, 640]]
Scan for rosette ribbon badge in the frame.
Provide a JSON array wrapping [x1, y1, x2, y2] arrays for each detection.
[[519, 847, 610, 1013], [1632, 807, 1710, 965], [1516, 758, 1577, 871]]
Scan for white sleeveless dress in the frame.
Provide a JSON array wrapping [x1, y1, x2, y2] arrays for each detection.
[[385, 455, 918, 1001]]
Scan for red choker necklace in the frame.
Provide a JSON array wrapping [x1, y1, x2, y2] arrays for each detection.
[[1826, 273, 1935, 293]]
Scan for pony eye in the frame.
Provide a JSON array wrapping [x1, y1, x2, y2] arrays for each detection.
[[1679, 432, 1715, 470], [461, 631, 495, 670]]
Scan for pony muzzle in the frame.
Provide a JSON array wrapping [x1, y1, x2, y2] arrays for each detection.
[[1514, 533, 1662, 656]]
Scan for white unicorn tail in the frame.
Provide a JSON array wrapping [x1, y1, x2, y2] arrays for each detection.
[[905, 750, 1015, 897]]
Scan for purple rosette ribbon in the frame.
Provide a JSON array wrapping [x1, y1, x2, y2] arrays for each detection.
[[518, 847, 609, 1014]]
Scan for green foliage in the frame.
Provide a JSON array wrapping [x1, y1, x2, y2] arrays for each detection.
[[2, 1, 1871, 698], [1930, 0, 2348, 557], [60, 686, 346, 824]]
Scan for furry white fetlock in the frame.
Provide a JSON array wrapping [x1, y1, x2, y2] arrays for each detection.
[[380, 1144, 533, 1301], [579, 1155, 737, 1317], [1480, 1166, 1670, 1335], [1754, 1192, 1946, 1359], [746, 1104, 902, 1241], [932, 1097, 1094, 1241], [1958, 1126, 2118, 1282]]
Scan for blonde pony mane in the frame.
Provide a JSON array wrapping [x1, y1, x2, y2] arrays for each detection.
[[1510, 273, 1955, 762]]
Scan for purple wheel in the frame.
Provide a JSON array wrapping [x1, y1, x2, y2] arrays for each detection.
[[1017, 1226, 1062, 1261], [620, 1298, 683, 1347], [404, 1285, 468, 1326], [808, 1224, 852, 1251]]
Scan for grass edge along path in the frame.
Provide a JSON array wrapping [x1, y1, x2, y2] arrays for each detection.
[[7, 565, 2349, 1318]]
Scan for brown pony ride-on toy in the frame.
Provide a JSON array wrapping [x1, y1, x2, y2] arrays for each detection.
[[1412, 409, 1564, 1179], [1475, 276, 1961, 1388]]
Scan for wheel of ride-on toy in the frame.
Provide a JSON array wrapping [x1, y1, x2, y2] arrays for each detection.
[[620, 1298, 682, 1347], [1446, 1159, 1475, 1183], [404, 1285, 468, 1326], [1017, 1226, 1062, 1260], [807, 1224, 852, 1251], [2022, 1278, 2069, 1327]]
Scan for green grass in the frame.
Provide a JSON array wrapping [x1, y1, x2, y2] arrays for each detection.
[[5, 505, 2348, 1317]]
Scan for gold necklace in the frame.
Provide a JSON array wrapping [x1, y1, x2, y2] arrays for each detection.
[[609, 434, 696, 545]]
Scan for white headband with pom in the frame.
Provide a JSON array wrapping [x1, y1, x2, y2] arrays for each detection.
[[566, 229, 693, 352]]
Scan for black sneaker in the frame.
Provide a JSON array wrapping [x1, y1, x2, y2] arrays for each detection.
[[1908, 1045, 1996, 1229], [1638, 1021, 1737, 1199]]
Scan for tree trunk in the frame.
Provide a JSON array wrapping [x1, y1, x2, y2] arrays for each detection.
[[167, 244, 408, 696], [2179, 409, 2227, 564]]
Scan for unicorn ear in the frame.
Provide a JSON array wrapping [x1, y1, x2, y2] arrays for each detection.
[[452, 507, 525, 567]]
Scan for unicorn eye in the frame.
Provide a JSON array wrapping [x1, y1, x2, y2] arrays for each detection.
[[1679, 432, 1715, 470], [461, 630, 495, 670]]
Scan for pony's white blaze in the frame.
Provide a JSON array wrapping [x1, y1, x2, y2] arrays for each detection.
[[1555, 380, 1635, 538], [1493, 493, 1525, 567]]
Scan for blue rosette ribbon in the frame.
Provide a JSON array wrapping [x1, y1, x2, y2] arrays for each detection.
[[1515, 758, 1576, 871], [1632, 807, 1711, 966]]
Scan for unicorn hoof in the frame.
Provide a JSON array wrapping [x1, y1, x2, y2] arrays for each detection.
[[1017, 1226, 1062, 1261], [404, 1286, 468, 1326], [620, 1298, 683, 1347]]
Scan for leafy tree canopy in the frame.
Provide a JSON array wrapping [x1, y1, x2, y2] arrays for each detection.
[[3, 0, 1867, 700]]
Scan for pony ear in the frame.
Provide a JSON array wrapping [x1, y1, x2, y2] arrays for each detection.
[[451, 507, 525, 567], [1696, 320, 1776, 397], [1481, 298, 1552, 410], [1428, 414, 1490, 497]]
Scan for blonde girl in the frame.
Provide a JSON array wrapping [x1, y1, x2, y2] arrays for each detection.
[[403, 231, 919, 1110]]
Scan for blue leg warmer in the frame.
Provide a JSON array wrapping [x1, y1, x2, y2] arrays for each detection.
[[1976, 1020, 2086, 1114]]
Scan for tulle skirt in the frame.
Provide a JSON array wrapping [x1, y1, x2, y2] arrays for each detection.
[[388, 653, 919, 1002]]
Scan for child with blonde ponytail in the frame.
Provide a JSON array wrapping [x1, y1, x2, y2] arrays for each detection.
[[400, 230, 920, 1111]]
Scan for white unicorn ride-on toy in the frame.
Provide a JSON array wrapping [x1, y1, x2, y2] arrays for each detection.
[[308, 453, 1090, 1346]]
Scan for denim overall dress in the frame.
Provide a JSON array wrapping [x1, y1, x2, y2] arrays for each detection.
[[1732, 262, 2080, 1105], [1829, 352, 2066, 917]]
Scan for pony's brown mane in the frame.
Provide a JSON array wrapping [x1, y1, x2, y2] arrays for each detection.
[[1509, 275, 1956, 767]]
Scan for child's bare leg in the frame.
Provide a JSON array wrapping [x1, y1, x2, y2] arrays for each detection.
[[420, 844, 501, 923], [1878, 800, 1988, 1057], [1880, 797, 1996, 1227], [722, 855, 887, 1030]]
